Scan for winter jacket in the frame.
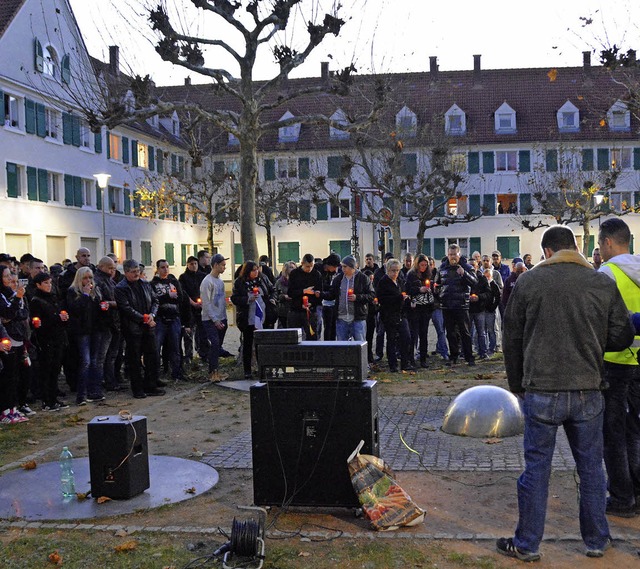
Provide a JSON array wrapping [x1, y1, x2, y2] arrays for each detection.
[[485, 281, 502, 313], [231, 276, 275, 331], [150, 275, 192, 326], [287, 266, 322, 311], [93, 268, 120, 331], [0, 287, 29, 345], [323, 270, 375, 321], [469, 271, 492, 314], [434, 257, 477, 310], [376, 274, 410, 327], [29, 289, 68, 348], [66, 287, 104, 335], [405, 268, 435, 308], [115, 278, 159, 336]]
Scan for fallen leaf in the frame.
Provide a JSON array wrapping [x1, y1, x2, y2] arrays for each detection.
[[97, 496, 113, 504], [48, 550, 62, 565], [380, 379, 392, 383], [298, 551, 311, 557], [191, 451, 204, 457], [483, 438, 503, 445], [76, 491, 90, 500], [25, 439, 39, 445], [185, 487, 196, 494], [65, 414, 84, 425], [547, 68, 558, 82], [421, 424, 437, 431], [115, 540, 138, 552], [403, 410, 416, 415], [21, 460, 37, 470], [114, 529, 129, 537]]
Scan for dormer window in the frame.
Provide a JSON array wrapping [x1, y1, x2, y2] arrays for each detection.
[[557, 100, 580, 132], [228, 132, 239, 146], [396, 106, 417, 138], [147, 115, 159, 128], [607, 100, 630, 132], [278, 111, 301, 143], [123, 90, 135, 114], [43, 46, 59, 77], [495, 102, 516, 133], [329, 109, 350, 140], [445, 104, 466, 135], [171, 110, 180, 136]]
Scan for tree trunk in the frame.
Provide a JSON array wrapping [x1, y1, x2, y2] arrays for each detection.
[[265, 220, 273, 265], [389, 200, 403, 258], [582, 219, 591, 258], [415, 219, 427, 255], [238, 107, 260, 262], [206, 199, 214, 252]]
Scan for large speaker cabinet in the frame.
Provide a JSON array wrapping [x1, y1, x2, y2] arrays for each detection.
[[87, 415, 150, 499], [250, 380, 378, 507]]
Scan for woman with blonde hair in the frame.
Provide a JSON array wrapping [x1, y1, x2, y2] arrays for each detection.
[[66, 267, 107, 405], [274, 261, 297, 329]]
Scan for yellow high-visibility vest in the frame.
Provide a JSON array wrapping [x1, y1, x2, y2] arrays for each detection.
[[603, 262, 640, 365]]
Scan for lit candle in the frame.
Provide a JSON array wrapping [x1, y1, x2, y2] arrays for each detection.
[[1, 338, 10, 348], [143, 314, 150, 323], [302, 295, 309, 307], [252, 287, 259, 295], [425, 279, 430, 287], [196, 297, 202, 304], [401, 292, 407, 298], [59, 310, 67, 317], [32, 317, 41, 328], [373, 297, 378, 304], [348, 288, 354, 295]]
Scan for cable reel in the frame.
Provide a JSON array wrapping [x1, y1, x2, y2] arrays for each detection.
[[222, 506, 267, 569]]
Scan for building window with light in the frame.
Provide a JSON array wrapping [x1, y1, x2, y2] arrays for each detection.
[[3, 93, 20, 128], [611, 148, 631, 170], [137, 142, 149, 169], [108, 133, 121, 161]]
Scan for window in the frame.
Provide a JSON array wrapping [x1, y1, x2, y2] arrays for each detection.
[[329, 109, 350, 140], [557, 100, 580, 132], [497, 194, 518, 214], [611, 148, 631, 170], [327, 155, 349, 179], [396, 106, 417, 138], [48, 172, 61, 201], [609, 191, 632, 212], [496, 236, 520, 259], [277, 158, 297, 179], [43, 45, 58, 77], [111, 240, 127, 264], [448, 153, 467, 173], [3, 93, 20, 128], [44, 108, 60, 139], [330, 198, 350, 219], [136, 142, 149, 169], [445, 104, 466, 135], [447, 237, 469, 257], [82, 179, 93, 207], [329, 240, 351, 259], [108, 186, 123, 213], [277, 242, 300, 264], [494, 102, 516, 133], [172, 117, 179, 136], [6, 162, 24, 198], [278, 111, 301, 142], [80, 120, 91, 149], [607, 100, 630, 132], [108, 133, 121, 161], [496, 151, 517, 172], [228, 132, 239, 146], [446, 197, 468, 216]]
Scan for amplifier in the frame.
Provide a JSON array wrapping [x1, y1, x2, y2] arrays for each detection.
[[254, 328, 302, 346], [256, 340, 367, 382]]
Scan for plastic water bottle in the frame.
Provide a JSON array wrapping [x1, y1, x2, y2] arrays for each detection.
[[59, 447, 76, 497]]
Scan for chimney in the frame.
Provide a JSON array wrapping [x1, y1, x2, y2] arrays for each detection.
[[321, 61, 329, 81], [109, 45, 120, 75], [429, 56, 438, 78], [473, 54, 481, 83], [583, 51, 591, 69], [184, 77, 191, 86], [628, 49, 637, 65]]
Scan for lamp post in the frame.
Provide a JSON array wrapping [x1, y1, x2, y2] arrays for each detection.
[[93, 173, 111, 256]]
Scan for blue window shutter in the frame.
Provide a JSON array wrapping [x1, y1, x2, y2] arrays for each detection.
[[156, 148, 164, 174], [71, 116, 81, 147], [520, 193, 533, 214], [131, 140, 138, 167], [518, 150, 531, 173], [483, 193, 496, 215], [73, 176, 82, 206], [94, 130, 102, 154], [316, 201, 328, 221], [298, 157, 310, 179], [62, 113, 72, 144], [482, 152, 495, 174], [124, 189, 131, 215], [106, 131, 111, 159], [96, 183, 102, 211], [545, 149, 558, 172], [171, 154, 177, 174], [27, 166, 38, 201], [61, 54, 71, 84], [434, 238, 446, 260], [634, 148, 640, 170], [179, 203, 186, 222], [34, 38, 43, 72], [37, 168, 48, 202], [64, 174, 74, 205], [469, 195, 481, 216], [122, 136, 129, 163], [264, 158, 275, 180], [178, 156, 184, 176], [468, 152, 480, 174], [470, 237, 482, 255], [148, 145, 155, 170], [597, 148, 609, 171], [36, 103, 46, 137], [25, 99, 36, 134], [582, 149, 594, 171], [327, 156, 343, 178]]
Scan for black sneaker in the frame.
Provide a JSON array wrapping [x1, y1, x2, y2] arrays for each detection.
[[133, 392, 147, 399], [586, 538, 611, 558], [55, 400, 70, 409], [86, 395, 106, 402], [606, 503, 637, 518], [145, 388, 166, 396], [18, 405, 36, 416], [496, 537, 540, 562], [156, 379, 168, 388]]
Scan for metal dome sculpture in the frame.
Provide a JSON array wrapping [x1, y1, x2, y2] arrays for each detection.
[[442, 385, 524, 438]]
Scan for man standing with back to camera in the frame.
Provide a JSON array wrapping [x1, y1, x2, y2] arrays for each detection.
[[497, 226, 634, 561]]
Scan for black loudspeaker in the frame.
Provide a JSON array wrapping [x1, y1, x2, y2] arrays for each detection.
[[87, 415, 150, 499], [250, 380, 379, 507]]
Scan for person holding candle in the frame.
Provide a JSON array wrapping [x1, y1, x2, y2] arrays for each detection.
[[201, 254, 230, 382], [179, 256, 208, 364], [274, 261, 297, 329], [405, 254, 435, 368], [287, 254, 323, 341], [29, 272, 69, 411]]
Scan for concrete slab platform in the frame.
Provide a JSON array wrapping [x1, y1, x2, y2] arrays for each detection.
[[0, 455, 218, 521], [217, 379, 256, 392]]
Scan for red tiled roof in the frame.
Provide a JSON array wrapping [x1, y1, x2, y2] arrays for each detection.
[[0, 0, 25, 37], [156, 63, 639, 155]]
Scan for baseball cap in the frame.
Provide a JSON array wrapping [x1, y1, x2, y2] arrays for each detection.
[[324, 253, 341, 267], [512, 257, 524, 264], [211, 253, 229, 265]]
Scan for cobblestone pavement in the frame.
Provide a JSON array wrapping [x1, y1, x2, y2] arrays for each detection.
[[203, 395, 575, 472]]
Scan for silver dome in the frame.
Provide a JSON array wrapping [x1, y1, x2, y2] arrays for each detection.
[[442, 385, 524, 438]]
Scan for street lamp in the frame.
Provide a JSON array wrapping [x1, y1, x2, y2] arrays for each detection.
[[93, 173, 111, 256]]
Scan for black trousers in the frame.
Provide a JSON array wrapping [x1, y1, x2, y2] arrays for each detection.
[[39, 342, 65, 406], [123, 330, 160, 395], [287, 309, 319, 341], [443, 309, 474, 362]]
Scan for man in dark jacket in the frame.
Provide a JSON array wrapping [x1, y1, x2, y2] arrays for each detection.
[[497, 225, 634, 562], [287, 253, 322, 340], [502, 260, 527, 307], [435, 244, 477, 366], [115, 259, 165, 399], [317, 253, 341, 340], [179, 256, 208, 362], [469, 261, 492, 360], [483, 268, 502, 356]]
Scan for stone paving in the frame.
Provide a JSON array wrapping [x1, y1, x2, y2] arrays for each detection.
[[203, 395, 576, 472]]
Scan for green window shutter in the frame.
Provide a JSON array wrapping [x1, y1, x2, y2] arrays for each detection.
[[96, 184, 102, 211], [213, 160, 225, 176], [125, 240, 132, 260], [587, 235, 595, 256], [73, 176, 82, 206], [470, 237, 482, 255], [633, 148, 640, 170], [122, 136, 129, 163], [141, 241, 152, 266], [545, 149, 558, 172], [133, 193, 140, 216], [36, 103, 46, 137], [433, 197, 446, 216], [597, 148, 610, 171], [469, 195, 481, 216], [482, 152, 495, 174], [387, 239, 394, 255], [164, 243, 175, 265], [327, 156, 343, 178], [62, 113, 72, 144], [277, 242, 300, 264], [27, 166, 38, 201], [233, 243, 243, 265], [520, 193, 533, 214], [404, 153, 418, 176], [6, 163, 19, 198], [37, 168, 48, 202], [582, 149, 594, 171], [171, 154, 177, 174], [178, 156, 184, 177], [181, 244, 189, 266], [148, 145, 155, 170], [434, 238, 446, 261], [422, 239, 431, 256], [468, 151, 480, 174], [518, 150, 531, 173], [483, 193, 496, 215], [124, 189, 131, 215], [329, 240, 351, 259], [156, 148, 164, 174], [131, 140, 138, 167], [630, 235, 635, 255], [298, 157, 310, 179], [94, 130, 102, 154], [497, 236, 520, 259], [25, 99, 36, 134], [316, 201, 328, 221], [264, 158, 275, 181], [106, 131, 111, 159], [70, 115, 80, 147], [64, 174, 74, 205], [34, 38, 43, 72], [61, 54, 71, 84], [299, 199, 311, 221], [179, 203, 186, 223]]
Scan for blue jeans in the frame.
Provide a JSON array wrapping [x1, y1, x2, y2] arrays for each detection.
[[602, 362, 640, 509], [430, 308, 448, 358], [514, 391, 609, 554], [485, 310, 497, 354], [202, 319, 227, 373], [155, 319, 183, 380], [336, 318, 366, 342], [76, 333, 104, 401], [470, 312, 487, 357]]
